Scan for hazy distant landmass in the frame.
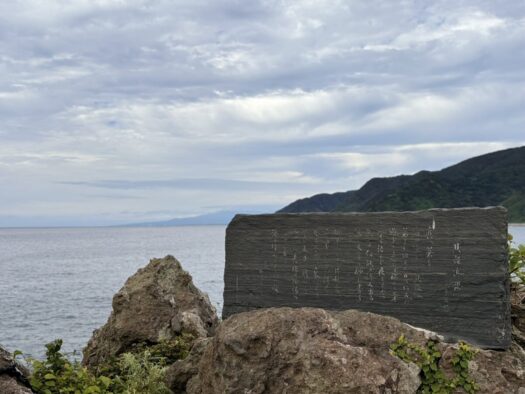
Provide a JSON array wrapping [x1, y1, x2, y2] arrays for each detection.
[[122, 210, 237, 227], [279, 146, 525, 223]]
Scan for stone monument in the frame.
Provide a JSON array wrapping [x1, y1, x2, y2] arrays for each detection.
[[223, 207, 510, 349]]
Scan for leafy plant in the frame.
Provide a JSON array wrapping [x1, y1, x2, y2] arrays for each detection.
[[114, 351, 171, 394], [128, 334, 194, 365], [93, 335, 194, 379], [29, 339, 114, 394], [26, 336, 195, 394], [390, 335, 478, 393], [508, 233, 525, 284]]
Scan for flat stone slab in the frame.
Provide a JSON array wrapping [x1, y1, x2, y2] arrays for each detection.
[[223, 207, 511, 349]]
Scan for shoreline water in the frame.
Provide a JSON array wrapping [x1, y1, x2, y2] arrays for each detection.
[[0, 226, 226, 358], [1, 219, 524, 230]]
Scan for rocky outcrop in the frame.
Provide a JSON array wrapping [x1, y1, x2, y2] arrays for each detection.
[[173, 307, 525, 394], [181, 308, 425, 393], [82, 255, 219, 369], [80, 255, 525, 393], [0, 347, 33, 394]]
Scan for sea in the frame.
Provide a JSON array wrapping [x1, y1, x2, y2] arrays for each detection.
[[1, 224, 524, 359]]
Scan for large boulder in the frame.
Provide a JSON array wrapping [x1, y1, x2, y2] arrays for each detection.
[[178, 307, 525, 394], [184, 308, 424, 393], [83, 255, 219, 368], [0, 347, 33, 394]]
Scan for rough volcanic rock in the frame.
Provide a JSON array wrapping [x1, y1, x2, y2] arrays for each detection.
[[165, 337, 211, 393], [0, 347, 33, 394], [82, 255, 218, 368], [182, 307, 525, 394], [440, 342, 525, 394], [186, 308, 424, 394]]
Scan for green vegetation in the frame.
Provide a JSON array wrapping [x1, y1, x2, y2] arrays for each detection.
[[509, 233, 525, 284], [113, 351, 171, 394], [126, 335, 194, 365], [390, 335, 478, 394], [92, 335, 194, 379], [18, 336, 194, 394], [28, 340, 114, 394], [502, 193, 525, 223], [279, 146, 525, 222]]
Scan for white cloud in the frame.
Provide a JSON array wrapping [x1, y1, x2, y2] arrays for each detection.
[[392, 10, 506, 49], [0, 0, 524, 226]]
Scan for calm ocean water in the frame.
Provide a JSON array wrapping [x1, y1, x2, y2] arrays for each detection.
[[0, 226, 225, 358], [1, 224, 524, 358]]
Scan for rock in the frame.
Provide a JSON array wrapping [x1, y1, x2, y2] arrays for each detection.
[[332, 309, 444, 347], [80, 254, 525, 392], [440, 342, 525, 394], [0, 347, 33, 394], [473, 283, 525, 393], [165, 337, 211, 393], [186, 307, 423, 393], [180, 307, 525, 393], [512, 283, 525, 346], [82, 255, 219, 368], [513, 326, 525, 349]]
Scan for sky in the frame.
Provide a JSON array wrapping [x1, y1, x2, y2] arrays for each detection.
[[1, 0, 524, 227]]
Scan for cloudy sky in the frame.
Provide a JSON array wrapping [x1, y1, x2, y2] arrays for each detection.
[[1, 0, 524, 226]]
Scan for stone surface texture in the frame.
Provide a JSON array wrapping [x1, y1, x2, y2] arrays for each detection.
[[0, 346, 33, 394], [223, 207, 510, 348], [82, 255, 219, 368], [513, 283, 525, 347], [441, 342, 525, 394], [165, 337, 211, 393], [186, 308, 423, 394], [181, 307, 525, 394]]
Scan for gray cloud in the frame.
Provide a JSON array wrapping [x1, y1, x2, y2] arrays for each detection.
[[59, 178, 307, 191], [0, 0, 524, 226]]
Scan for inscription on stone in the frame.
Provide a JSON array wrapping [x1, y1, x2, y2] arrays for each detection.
[[223, 207, 510, 349]]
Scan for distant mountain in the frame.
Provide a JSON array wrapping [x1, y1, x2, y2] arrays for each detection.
[[279, 146, 525, 222], [123, 210, 237, 227], [122, 207, 281, 227]]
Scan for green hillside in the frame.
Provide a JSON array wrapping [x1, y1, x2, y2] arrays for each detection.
[[279, 146, 525, 222]]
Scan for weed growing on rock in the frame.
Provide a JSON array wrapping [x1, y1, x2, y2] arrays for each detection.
[[29, 339, 114, 394], [390, 335, 478, 393], [93, 334, 195, 379], [113, 351, 171, 394], [26, 337, 193, 394], [128, 334, 195, 365]]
